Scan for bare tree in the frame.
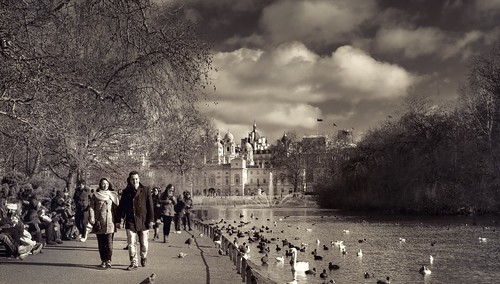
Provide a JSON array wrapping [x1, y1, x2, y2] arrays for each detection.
[[0, 0, 214, 190]]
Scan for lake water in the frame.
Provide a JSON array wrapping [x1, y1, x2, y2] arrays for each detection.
[[195, 206, 500, 284]]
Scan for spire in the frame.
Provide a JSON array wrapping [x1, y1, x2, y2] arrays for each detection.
[[253, 120, 257, 131]]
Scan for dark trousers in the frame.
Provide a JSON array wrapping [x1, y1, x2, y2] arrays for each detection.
[[162, 215, 173, 237], [96, 233, 114, 262], [75, 210, 89, 238], [174, 214, 183, 231], [29, 221, 55, 243], [0, 233, 17, 255], [182, 212, 192, 230]]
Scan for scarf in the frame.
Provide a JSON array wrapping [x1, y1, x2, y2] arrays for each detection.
[[94, 190, 120, 205]]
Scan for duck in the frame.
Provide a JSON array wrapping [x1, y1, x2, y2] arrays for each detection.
[[363, 271, 374, 278], [399, 237, 406, 243], [314, 254, 323, 260], [328, 262, 340, 270], [429, 255, 434, 265], [275, 256, 284, 262], [319, 269, 328, 278], [419, 265, 431, 275], [290, 247, 310, 272], [305, 268, 316, 275], [377, 276, 390, 284]]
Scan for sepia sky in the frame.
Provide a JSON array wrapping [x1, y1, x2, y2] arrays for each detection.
[[168, 0, 500, 143]]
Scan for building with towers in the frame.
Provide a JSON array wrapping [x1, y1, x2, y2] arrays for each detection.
[[194, 122, 293, 196]]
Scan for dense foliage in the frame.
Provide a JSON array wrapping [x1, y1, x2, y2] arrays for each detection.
[[318, 44, 500, 215]]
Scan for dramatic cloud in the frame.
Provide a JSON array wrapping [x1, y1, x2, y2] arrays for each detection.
[[257, 0, 377, 46], [374, 27, 484, 60], [203, 42, 416, 140]]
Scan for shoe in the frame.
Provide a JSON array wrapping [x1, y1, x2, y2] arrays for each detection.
[[126, 264, 138, 271], [18, 252, 30, 260], [176, 231, 181, 234], [46, 240, 57, 245], [141, 258, 147, 267], [105, 261, 112, 268], [98, 262, 107, 269], [123, 245, 129, 250], [188, 228, 192, 231], [79, 237, 86, 242], [55, 239, 63, 244], [31, 243, 43, 255]]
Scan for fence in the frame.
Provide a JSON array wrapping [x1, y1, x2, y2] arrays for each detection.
[[194, 220, 277, 284]]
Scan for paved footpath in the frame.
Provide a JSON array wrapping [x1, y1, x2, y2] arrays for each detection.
[[0, 228, 239, 284]]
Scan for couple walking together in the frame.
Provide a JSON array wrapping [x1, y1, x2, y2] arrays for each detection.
[[89, 171, 154, 271]]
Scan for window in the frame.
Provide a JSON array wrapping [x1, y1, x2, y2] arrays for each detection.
[[250, 179, 253, 184], [234, 174, 240, 184], [226, 178, 229, 185], [263, 178, 266, 184]]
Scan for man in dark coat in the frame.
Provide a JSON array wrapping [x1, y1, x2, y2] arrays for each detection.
[[73, 180, 91, 242], [115, 171, 154, 271]]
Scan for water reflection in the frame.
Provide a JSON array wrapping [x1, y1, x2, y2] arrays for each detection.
[[196, 206, 500, 283]]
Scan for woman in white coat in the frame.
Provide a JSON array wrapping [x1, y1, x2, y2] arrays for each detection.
[[89, 178, 120, 269]]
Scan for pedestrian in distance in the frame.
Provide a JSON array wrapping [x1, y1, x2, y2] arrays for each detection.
[[73, 180, 91, 242], [89, 178, 120, 269], [159, 184, 177, 243], [114, 171, 154, 271], [181, 191, 193, 231], [151, 187, 162, 241]]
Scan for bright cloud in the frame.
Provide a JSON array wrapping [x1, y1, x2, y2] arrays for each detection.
[[204, 42, 416, 140]]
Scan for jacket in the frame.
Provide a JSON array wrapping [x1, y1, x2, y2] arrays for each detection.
[[89, 191, 119, 234], [159, 192, 177, 217], [114, 183, 154, 232]]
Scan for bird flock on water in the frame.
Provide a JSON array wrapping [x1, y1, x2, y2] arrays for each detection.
[[198, 212, 485, 284]]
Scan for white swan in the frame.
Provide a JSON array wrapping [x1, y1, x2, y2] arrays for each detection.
[[419, 265, 431, 275], [429, 255, 433, 265], [357, 249, 363, 257], [276, 256, 284, 262], [291, 247, 310, 272]]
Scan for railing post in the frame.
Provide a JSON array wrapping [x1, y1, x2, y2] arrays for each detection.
[[236, 253, 241, 274], [241, 258, 247, 282]]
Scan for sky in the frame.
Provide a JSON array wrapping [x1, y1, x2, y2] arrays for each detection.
[[168, 0, 500, 143]]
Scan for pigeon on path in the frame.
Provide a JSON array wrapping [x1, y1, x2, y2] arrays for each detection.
[[139, 273, 156, 284]]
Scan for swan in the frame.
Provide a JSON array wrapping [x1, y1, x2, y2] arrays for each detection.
[[357, 249, 363, 257], [276, 256, 284, 262], [419, 265, 431, 275], [429, 255, 434, 265], [290, 247, 310, 272]]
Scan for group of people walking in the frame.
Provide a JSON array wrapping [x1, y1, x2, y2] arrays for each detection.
[[1, 170, 193, 270], [89, 171, 193, 270]]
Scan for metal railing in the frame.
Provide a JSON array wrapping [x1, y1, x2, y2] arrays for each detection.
[[194, 220, 276, 284]]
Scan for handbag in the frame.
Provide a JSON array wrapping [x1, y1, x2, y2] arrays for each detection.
[[92, 220, 102, 232]]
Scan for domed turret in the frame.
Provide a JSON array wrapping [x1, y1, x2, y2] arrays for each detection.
[[224, 130, 234, 143]]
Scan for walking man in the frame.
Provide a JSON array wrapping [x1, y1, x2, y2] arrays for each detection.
[[115, 171, 154, 271]]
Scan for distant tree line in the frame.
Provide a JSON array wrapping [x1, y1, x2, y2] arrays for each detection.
[[317, 44, 500, 215]]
